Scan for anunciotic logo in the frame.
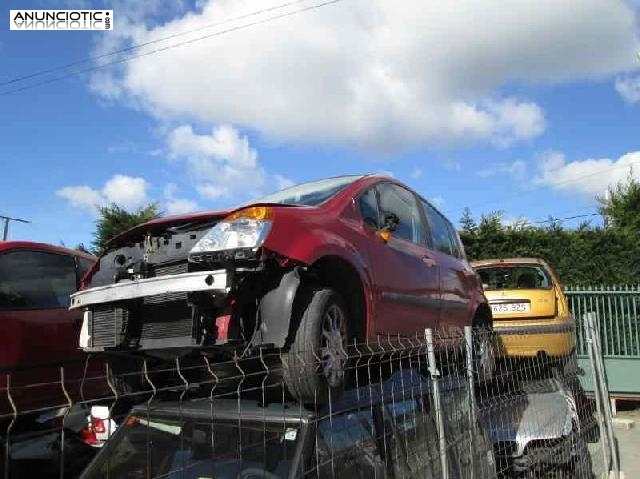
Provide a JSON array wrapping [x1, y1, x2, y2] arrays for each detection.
[[10, 10, 113, 31]]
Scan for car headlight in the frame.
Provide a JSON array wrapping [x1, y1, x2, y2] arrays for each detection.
[[189, 206, 273, 261]]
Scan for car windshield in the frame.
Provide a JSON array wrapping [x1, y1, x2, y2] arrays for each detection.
[[249, 175, 363, 206], [87, 415, 300, 479], [476, 265, 552, 290]]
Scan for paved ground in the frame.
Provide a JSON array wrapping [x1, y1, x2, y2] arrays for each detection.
[[586, 408, 639, 478], [615, 409, 640, 478]]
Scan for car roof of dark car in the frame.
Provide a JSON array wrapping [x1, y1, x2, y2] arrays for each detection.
[[0, 240, 95, 260], [131, 372, 467, 424], [131, 398, 314, 424]]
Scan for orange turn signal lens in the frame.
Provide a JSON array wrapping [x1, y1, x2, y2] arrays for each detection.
[[379, 230, 392, 242], [226, 206, 273, 221]]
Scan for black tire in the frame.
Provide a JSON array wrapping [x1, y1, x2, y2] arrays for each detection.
[[282, 288, 350, 404]]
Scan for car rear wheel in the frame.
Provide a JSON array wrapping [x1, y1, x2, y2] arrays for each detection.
[[282, 288, 349, 404]]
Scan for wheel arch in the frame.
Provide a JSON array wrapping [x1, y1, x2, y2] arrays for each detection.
[[303, 255, 369, 342]]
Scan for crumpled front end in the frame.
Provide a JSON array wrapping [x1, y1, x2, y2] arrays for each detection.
[[72, 208, 306, 354]]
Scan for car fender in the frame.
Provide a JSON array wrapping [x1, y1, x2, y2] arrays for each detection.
[[259, 225, 375, 345], [265, 221, 374, 297]]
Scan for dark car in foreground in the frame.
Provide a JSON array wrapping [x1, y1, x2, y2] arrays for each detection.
[[71, 175, 492, 401], [80, 371, 495, 479]]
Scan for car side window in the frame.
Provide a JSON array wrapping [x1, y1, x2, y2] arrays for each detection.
[[377, 183, 426, 245], [358, 187, 380, 230], [421, 200, 454, 256], [385, 398, 440, 476], [316, 410, 384, 478], [445, 222, 463, 259], [0, 250, 77, 309]]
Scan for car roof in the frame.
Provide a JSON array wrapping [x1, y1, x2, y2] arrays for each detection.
[[132, 372, 466, 425], [0, 240, 95, 260], [131, 398, 314, 424], [470, 257, 550, 268]]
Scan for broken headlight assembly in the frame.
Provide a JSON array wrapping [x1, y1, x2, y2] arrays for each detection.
[[188, 206, 272, 263]]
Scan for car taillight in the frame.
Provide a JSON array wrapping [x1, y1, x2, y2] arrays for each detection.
[[81, 417, 107, 447], [92, 417, 106, 434]]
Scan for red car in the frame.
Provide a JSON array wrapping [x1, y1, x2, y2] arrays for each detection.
[[0, 241, 107, 418], [71, 175, 492, 401]]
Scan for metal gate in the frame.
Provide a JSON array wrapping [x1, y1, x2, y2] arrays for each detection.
[[565, 285, 640, 395]]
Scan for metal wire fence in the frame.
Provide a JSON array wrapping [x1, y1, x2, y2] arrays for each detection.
[[0, 326, 613, 478]]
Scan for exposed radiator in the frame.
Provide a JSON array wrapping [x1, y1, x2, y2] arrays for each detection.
[[91, 306, 128, 348]]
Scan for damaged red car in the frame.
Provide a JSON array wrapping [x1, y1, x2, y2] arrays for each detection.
[[71, 175, 492, 401]]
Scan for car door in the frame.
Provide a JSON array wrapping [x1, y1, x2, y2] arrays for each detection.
[[358, 183, 440, 338], [420, 201, 474, 335]]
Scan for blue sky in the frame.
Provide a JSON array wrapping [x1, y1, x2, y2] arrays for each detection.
[[1, 0, 639, 248]]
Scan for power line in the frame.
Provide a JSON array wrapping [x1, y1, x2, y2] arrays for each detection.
[[530, 212, 600, 225], [470, 158, 640, 211], [0, 0, 345, 96], [1, 0, 314, 88]]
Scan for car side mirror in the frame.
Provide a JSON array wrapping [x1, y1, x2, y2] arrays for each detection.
[[378, 212, 399, 242]]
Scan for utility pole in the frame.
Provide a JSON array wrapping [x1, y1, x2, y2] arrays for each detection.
[[0, 215, 31, 240]]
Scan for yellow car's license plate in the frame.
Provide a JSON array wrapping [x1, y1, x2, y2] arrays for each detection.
[[491, 302, 530, 314]]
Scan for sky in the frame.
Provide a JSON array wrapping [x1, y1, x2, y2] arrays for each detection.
[[1, 0, 639, 248]]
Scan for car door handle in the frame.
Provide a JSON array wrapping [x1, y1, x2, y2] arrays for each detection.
[[422, 257, 436, 268]]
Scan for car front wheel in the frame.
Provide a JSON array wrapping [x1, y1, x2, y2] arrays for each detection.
[[282, 288, 349, 404]]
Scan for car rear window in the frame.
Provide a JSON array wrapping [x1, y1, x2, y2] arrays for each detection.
[[475, 264, 552, 290], [0, 250, 77, 309]]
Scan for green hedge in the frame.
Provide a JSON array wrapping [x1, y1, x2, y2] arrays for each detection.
[[460, 226, 640, 285]]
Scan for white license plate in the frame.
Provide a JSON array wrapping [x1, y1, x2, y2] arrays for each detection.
[[491, 302, 530, 314]]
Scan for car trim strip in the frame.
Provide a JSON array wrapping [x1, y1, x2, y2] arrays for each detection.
[[69, 270, 228, 309], [493, 322, 574, 335], [381, 292, 468, 310], [382, 292, 441, 309]]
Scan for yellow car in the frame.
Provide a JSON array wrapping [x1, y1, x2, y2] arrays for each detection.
[[471, 258, 574, 358]]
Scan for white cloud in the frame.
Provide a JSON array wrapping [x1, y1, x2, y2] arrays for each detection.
[[57, 174, 150, 214], [167, 124, 291, 200], [163, 182, 199, 214], [166, 198, 198, 214], [410, 168, 423, 180], [92, 0, 639, 151], [535, 150, 640, 198], [102, 175, 149, 209], [429, 196, 445, 206], [56, 186, 104, 214], [615, 75, 640, 104], [478, 160, 526, 179]]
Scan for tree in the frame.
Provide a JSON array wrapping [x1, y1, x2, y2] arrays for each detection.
[[598, 170, 640, 232], [460, 207, 477, 234], [91, 203, 161, 254]]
